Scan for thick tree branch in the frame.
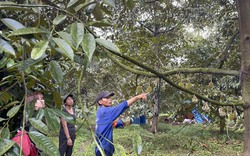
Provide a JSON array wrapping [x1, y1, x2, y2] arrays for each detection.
[[163, 68, 239, 76], [107, 53, 239, 76], [106, 50, 243, 107]]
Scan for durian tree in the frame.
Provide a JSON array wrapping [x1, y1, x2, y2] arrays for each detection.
[[1, 0, 250, 155]]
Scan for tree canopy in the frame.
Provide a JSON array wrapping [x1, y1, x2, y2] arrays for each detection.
[[0, 0, 248, 155]]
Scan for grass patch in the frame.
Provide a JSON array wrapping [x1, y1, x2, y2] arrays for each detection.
[[52, 119, 243, 156]]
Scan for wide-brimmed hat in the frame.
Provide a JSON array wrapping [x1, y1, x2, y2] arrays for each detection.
[[95, 91, 114, 104]]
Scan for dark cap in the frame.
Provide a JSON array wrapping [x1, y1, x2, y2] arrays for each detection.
[[63, 94, 73, 103], [95, 91, 114, 104]]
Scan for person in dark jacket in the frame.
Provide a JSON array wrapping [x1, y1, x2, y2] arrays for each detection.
[[95, 91, 148, 156], [59, 94, 76, 156]]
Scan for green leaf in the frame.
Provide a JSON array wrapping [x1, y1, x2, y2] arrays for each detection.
[[5, 100, 20, 106], [35, 109, 45, 120], [2, 92, 11, 103], [75, 1, 94, 12], [0, 81, 9, 87], [49, 60, 63, 84], [133, 133, 143, 155], [0, 38, 16, 57], [1, 127, 10, 139], [53, 38, 74, 60], [29, 118, 48, 135], [29, 131, 59, 155], [52, 108, 75, 124], [1, 75, 11, 82], [1, 101, 20, 113], [25, 100, 36, 118], [0, 117, 7, 122], [100, 4, 112, 15], [85, 3, 96, 14], [103, 0, 115, 8], [18, 55, 47, 71], [96, 38, 120, 53], [67, 0, 78, 8], [88, 19, 113, 27], [44, 108, 60, 132], [82, 33, 96, 63], [0, 6, 30, 11], [7, 105, 21, 118], [92, 3, 103, 20], [0, 80, 9, 88], [0, 57, 9, 68], [1, 18, 25, 30], [0, 139, 15, 156], [31, 40, 49, 60], [5, 144, 20, 156], [57, 32, 74, 48], [70, 23, 84, 49], [6, 59, 15, 68], [27, 74, 41, 82], [53, 15, 67, 25], [8, 27, 46, 36]]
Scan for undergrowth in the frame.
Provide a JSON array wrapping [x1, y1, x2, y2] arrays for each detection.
[[52, 119, 243, 156]]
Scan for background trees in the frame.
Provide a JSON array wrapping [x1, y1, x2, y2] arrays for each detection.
[[0, 0, 248, 155]]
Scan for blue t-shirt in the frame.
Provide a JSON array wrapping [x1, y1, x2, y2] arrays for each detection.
[[95, 100, 129, 154]]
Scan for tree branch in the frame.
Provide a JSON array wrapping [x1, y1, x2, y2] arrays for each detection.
[[107, 53, 239, 76], [217, 29, 240, 69], [106, 50, 243, 107]]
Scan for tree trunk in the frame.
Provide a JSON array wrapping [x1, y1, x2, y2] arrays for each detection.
[[236, 1, 250, 155], [219, 117, 225, 133], [150, 114, 158, 133], [150, 78, 161, 133]]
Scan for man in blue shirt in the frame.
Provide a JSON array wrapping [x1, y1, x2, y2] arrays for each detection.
[[95, 91, 148, 156]]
